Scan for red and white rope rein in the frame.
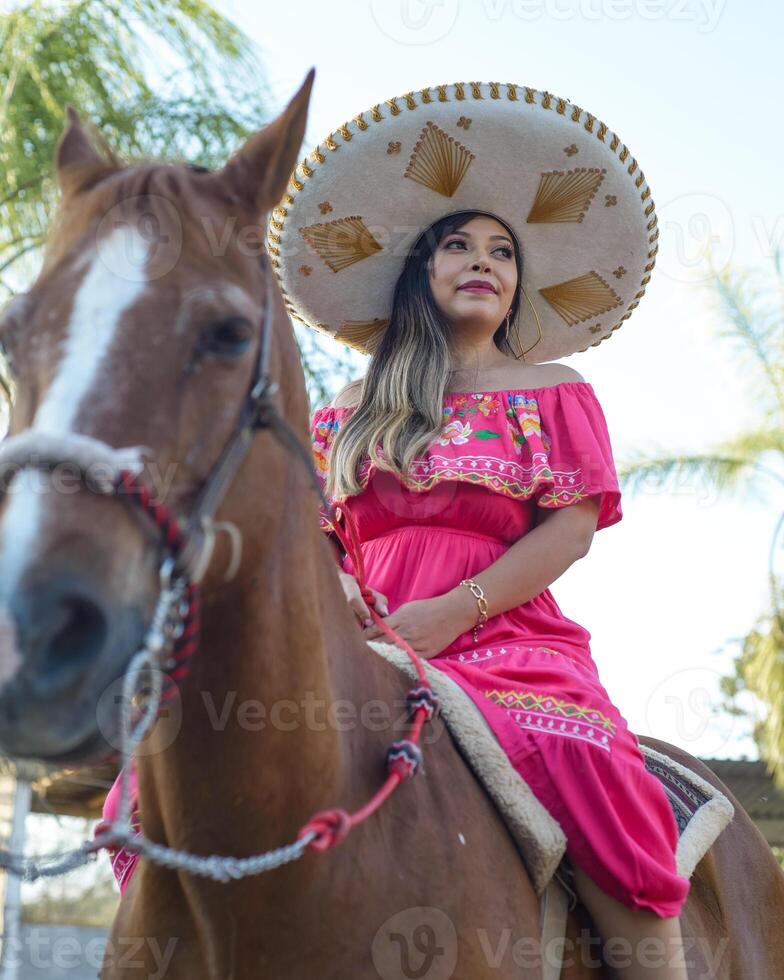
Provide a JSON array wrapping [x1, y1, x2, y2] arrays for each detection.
[[0, 472, 442, 882]]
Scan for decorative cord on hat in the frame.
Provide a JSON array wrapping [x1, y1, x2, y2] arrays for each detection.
[[505, 284, 544, 362]]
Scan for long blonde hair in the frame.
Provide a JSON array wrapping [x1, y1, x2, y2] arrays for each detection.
[[325, 210, 525, 503]]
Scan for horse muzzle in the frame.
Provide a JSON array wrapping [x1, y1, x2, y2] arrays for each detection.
[[0, 570, 147, 763]]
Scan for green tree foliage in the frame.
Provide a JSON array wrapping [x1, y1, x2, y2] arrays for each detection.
[[0, 0, 274, 293], [0, 0, 360, 407]]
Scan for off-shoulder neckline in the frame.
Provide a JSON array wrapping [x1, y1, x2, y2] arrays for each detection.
[[313, 379, 593, 413]]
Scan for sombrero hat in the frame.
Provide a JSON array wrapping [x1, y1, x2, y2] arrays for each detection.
[[265, 80, 657, 364]]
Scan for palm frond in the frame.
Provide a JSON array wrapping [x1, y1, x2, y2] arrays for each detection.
[[702, 250, 784, 412], [0, 0, 272, 288], [737, 587, 784, 792], [616, 446, 776, 505]]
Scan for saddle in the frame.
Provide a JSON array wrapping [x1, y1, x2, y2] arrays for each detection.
[[367, 638, 735, 977]]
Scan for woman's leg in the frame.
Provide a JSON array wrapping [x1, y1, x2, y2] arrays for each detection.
[[570, 864, 690, 980]]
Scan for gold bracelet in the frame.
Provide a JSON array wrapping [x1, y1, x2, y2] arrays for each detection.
[[459, 578, 488, 644]]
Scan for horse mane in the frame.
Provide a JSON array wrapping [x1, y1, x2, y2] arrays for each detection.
[[41, 156, 216, 278]]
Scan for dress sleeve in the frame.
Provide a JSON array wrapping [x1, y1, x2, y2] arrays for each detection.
[[531, 383, 623, 532], [309, 405, 343, 542]]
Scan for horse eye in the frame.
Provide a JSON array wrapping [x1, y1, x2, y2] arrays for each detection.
[[199, 316, 253, 359]]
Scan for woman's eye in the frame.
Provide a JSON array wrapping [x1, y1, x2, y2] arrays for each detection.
[[198, 316, 254, 359], [445, 240, 512, 258]]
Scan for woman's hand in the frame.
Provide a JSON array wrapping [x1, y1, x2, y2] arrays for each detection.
[[360, 592, 475, 661], [338, 570, 390, 627]]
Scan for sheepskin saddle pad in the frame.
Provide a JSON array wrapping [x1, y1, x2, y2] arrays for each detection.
[[366, 638, 735, 896]]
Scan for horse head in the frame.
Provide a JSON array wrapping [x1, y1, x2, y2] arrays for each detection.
[[0, 69, 317, 766]]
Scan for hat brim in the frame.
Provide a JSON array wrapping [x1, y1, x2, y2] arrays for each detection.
[[267, 81, 657, 363]]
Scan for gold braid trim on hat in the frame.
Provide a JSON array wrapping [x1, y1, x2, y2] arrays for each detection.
[[266, 81, 658, 356]]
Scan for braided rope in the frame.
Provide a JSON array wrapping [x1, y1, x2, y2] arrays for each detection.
[[0, 465, 442, 882]]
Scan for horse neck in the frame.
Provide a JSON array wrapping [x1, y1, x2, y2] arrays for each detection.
[[138, 496, 392, 872], [125, 456, 430, 966]]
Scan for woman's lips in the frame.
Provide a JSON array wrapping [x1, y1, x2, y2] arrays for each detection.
[[458, 285, 496, 293]]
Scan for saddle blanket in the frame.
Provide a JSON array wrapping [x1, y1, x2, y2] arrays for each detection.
[[367, 638, 735, 896]]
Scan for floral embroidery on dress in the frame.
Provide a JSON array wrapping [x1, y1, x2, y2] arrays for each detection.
[[437, 418, 473, 446], [310, 415, 343, 533], [508, 394, 553, 456], [311, 415, 340, 468], [443, 392, 503, 418], [439, 393, 504, 444], [484, 688, 618, 751], [308, 382, 621, 532]]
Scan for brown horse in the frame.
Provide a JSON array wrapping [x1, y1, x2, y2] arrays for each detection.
[[0, 69, 781, 978]]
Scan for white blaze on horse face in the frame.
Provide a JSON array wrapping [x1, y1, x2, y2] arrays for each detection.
[[0, 225, 150, 599], [37, 224, 150, 432]]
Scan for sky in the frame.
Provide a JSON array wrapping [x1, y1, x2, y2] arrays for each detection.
[[208, 0, 784, 762]]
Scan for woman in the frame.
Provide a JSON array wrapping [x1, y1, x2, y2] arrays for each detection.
[[309, 210, 690, 979], [292, 82, 691, 979]]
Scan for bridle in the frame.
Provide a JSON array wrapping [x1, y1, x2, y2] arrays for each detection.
[[112, 255, 337, 704], [0, 255, 331, 704], [0, 248, 441, 883]]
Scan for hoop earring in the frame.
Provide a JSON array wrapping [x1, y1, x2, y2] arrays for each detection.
[[519, 285, 543, 362]]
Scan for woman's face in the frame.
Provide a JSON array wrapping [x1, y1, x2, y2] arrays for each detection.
[[427, 215, 518, 333]]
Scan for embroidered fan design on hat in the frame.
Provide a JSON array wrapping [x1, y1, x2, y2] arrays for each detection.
[[527, 168, 606, 224], [335, 318, 389, 351], [299, 216, 383, 273], [269, 80, 659, 361], [404, 121, 475, 198], [539, 272, 623, 326]]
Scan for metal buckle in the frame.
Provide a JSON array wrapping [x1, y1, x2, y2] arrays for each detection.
[[250, 376, 279, 404]]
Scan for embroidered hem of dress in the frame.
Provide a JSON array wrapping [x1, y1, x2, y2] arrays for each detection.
[[436, 641, 589, 673]]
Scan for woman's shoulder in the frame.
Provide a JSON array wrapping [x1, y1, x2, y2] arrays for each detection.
[[329, 378, 365, 409], [443, 362, 588, 400], [522, 362, 585, 388], [471, 360, 585, 391], [320, 363, 586, 411], [441, 358, 587, 396]]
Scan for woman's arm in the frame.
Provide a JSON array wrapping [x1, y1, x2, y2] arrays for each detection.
[[441, 497, 601, 632]]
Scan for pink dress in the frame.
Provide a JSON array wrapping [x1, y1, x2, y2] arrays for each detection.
[[310, 380, 691, 918], [99, 380, 690, 916]]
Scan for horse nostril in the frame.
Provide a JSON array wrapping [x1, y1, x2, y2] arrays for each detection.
[[19, 589, 109, 696]]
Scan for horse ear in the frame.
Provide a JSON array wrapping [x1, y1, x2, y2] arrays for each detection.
[[213, 67, 316, 217], [55, 106, 106, 196]]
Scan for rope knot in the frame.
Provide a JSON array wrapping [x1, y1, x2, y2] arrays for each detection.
[[298, 808, 352, 853], [406, 685, 441, 723], [386, 739, 423, 780]]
